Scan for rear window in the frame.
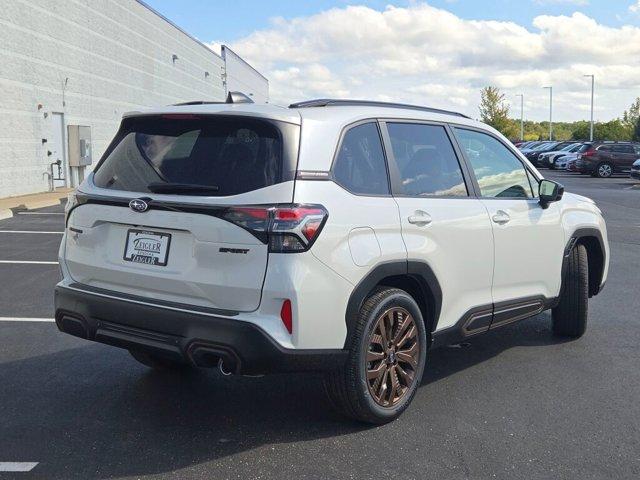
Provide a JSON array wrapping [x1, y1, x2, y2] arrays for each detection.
[[93, 115, 299, 196], [577, 144, 591, 153]]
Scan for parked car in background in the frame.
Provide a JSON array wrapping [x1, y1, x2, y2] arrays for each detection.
[[566, 156, 580, 172], [631, 158, 640, 181], [538, 142, 581, 169], [517, 141, 539, 150], [556, 143, 593, 170], [574, 141, 640, 178], [519, 141, 548, 154], [525, 141, 576, 167]]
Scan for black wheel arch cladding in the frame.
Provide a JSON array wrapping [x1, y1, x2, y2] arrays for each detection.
[[343, 260, 442, 349], [563, 227, 606, 297]]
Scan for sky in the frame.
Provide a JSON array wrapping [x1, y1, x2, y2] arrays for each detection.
[[144, 0, 640, 122]]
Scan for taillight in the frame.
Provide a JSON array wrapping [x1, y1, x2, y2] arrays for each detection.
[[581, 148, 596, 158], [222, 204, 328, 253]]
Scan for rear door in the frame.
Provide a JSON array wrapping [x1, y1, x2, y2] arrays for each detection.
[[64, 114, 299, 313], [612, 144, 637, 172], [382, 121, 495, 334]]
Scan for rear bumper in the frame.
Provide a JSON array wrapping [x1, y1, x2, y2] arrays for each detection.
[[54, 284, 347, 375], [574, 161, 594, 173]]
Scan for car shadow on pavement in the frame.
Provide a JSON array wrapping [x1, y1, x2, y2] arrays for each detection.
[[0, 312, 569, 479], [422, 312, 571, 386]]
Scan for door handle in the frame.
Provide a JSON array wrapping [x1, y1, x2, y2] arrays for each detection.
[[492, 210, 510, 225], [408, 211, 432, 226]]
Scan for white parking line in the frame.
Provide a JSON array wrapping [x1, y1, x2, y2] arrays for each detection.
[[0, 462, 39, 472], [0, 230, 63, 234], [0, 260, 58, 265], [17, 212, 64, 215], [0, 317, 54, 322]]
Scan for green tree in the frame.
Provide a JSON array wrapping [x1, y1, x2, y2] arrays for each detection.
[[571, 121, 592, 141], [479, 86, 518, 139], [623, 97, 640, 128], [634, 117, 640, 142], [622, 97, 640, 140], [571, 119, 632, 141]]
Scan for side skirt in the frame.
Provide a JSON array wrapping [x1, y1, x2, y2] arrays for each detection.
[[431, 296, 557, 349]]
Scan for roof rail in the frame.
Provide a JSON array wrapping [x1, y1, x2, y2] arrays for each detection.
[[171, 91, 254, 107], [288, 99, 471, 119]]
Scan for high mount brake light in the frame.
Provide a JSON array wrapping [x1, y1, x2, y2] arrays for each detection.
[[222, 204, 328, 253], [160, 114, 202, 120]]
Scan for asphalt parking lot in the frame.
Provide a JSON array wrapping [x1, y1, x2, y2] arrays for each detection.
[[1, 172, 639, 479]]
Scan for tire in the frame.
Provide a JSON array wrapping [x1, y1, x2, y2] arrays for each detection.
[[324, 287, 427, 424], [594, 162, 613, 178], [129, 350, 193, 371], [552, 243, 589, 338]]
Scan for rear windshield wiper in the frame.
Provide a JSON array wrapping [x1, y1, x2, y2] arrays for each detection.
[[147, 182, 220, 195]]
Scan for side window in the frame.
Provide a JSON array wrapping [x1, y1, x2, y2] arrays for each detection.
[[333, 123, 389, 195], [386, 123, 467, 197], [613, 145, 634, 154], [598, 145, 612, 152], [454, 128, 533, 199]]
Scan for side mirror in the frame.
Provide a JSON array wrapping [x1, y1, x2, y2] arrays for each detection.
[[539, 179, 564, 209]]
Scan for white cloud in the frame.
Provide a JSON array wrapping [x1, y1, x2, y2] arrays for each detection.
[[630, 1, 640, 13], [227, 3, 640, 121], [534, 0, 589, 5]]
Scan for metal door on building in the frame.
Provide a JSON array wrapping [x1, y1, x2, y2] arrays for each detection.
[[50, 112, 67, 188]]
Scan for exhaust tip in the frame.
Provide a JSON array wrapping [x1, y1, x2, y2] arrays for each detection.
[[187, 342, 240, 374], [57, 315, 89, 339]]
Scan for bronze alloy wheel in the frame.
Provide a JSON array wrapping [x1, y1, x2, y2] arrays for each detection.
[[366, 307, 420, 407]]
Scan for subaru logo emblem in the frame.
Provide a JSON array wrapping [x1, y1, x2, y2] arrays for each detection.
[[129, 199, 148, 213]]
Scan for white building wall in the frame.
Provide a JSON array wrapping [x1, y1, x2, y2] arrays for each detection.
[[222, 46, 269, 103], [0, 0, 266, 198]]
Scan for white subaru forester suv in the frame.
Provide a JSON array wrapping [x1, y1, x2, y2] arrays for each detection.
[[57, 93, 609, 424]]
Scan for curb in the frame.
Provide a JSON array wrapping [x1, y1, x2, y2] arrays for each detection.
[[22, 198, 64, 210], [0, 190, 69, 215], [0, 209, 13, 220]]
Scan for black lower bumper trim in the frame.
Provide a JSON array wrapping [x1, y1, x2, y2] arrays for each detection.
[[54, 285, 348, 375]]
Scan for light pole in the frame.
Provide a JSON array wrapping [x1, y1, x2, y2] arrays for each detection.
[[543, 86, 553, 140], [516, 94, 524, 141], [584, 74, 594, 141]]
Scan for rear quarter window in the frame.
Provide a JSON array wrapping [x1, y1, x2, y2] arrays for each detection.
[[332, 122, 390, 195]]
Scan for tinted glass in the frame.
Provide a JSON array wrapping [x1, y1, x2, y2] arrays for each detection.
[[598, 145, 612, 152], [386, 123, 467, 197], [333, 123, 389, 195], [577, 144, 592, 153], [454, 128, 533, 199], [613, 145, 634, 153], [94, 116, 297, 196]]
